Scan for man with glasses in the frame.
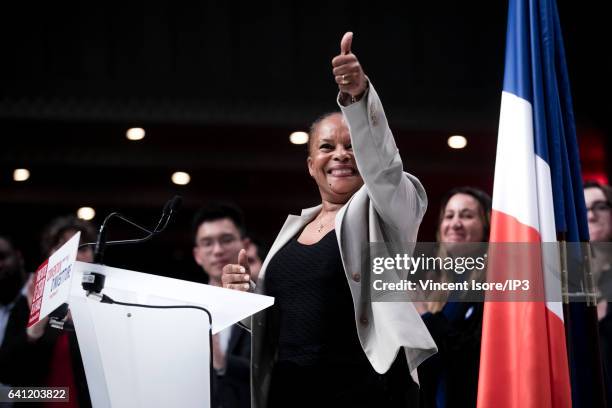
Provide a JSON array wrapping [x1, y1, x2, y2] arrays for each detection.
[[192, 202, 252, 408]]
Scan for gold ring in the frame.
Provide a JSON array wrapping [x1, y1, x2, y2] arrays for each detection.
[[341, 74, 350, 85]]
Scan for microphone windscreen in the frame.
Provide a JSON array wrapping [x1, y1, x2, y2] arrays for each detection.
[[169, 195, 182, 213]]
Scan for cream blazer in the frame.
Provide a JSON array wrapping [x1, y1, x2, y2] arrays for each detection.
[[247, 82, 437, 408]]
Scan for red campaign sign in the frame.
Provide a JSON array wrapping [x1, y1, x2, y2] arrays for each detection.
[[28, 259, 49, 326]]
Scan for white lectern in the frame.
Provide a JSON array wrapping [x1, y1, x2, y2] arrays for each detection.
[[66, 261, 273, 408]]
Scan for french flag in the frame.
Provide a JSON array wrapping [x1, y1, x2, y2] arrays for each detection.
[[477, 0, 604, 407]]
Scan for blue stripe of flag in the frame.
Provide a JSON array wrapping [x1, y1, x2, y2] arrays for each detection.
[[502, 0, 588, 240], [501, 0, 603, 406]]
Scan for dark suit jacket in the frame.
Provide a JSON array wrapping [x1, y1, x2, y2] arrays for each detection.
[[0, 296, 43, 386], [0, 296, 91, 408], [418, 302, 483, 408], [601, 304, 612, 404], [211, 325, 251, 408]]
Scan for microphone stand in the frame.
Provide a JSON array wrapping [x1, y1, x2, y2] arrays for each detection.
[[74, 196, 215, 404], [50, 197, 182, 330], [79, 196, 182, 295]]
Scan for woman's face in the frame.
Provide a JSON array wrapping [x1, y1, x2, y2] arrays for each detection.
[[439, 193, 485, 243], [307, 114, 363, 204], [584, 187, 612, 242]]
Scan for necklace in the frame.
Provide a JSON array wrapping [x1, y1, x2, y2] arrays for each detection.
[[316, 221, 326, 233], [314, 212, 335, 233]]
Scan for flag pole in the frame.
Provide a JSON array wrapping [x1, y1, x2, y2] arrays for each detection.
[[560, 229, 607, 407], [583, 242, 597, 307], [559, 236, 569, 305], [582, 242, 607, 407]]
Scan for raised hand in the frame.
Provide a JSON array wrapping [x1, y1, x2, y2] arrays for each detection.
[[221, 248, 252, 292], [332, 32, 368, 99]]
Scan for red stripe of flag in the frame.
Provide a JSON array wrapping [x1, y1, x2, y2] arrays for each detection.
[[478, 210, 571, 407]]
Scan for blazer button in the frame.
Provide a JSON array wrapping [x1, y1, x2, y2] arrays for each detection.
[[352, 273, 361, 282], [360, 315, 369, 326]]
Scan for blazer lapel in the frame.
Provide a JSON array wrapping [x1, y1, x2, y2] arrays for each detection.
[[256, 205, 321, 288]]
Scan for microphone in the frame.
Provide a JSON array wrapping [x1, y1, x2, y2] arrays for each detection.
[[80, 196, 181, 295], [88, 196, 182, 264], [155, 195, 182, 234]]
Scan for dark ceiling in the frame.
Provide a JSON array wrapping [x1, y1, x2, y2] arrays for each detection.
[[1, 1, 610, 278]]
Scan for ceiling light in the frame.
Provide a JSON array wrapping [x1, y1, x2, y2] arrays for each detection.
[[289, 131, 309, 145], [77, 207, 96, 221], [172, 171, 191, 185], [448, 135, 467, 149], [126, 127, 145, 141], [13, 168, 30, 182]]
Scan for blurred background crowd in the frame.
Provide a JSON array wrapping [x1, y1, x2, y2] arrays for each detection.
[[0, 1, 610, 407], [0, 1, 608, 278]]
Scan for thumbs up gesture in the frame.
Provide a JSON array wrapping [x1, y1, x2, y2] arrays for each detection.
[[332, 32, 368, 100], [221, 248, 252, 291]]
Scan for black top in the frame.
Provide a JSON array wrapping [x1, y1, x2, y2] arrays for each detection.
[[264, 230, 365, 366], [264, 231, 418, 408]]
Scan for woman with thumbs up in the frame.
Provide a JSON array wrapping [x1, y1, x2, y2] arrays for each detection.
[[222, 32, 437, 408]]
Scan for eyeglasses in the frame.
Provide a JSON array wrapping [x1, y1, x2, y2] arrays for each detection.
[[587, 201, 611, 214], [196, 234, 240, 252]]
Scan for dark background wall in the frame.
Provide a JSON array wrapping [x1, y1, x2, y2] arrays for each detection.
[[0, 1, 609, 279]]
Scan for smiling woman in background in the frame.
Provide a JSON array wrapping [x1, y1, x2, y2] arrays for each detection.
[[221, 32, 437, 408], [417, 186, 491, 408]]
